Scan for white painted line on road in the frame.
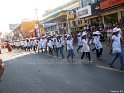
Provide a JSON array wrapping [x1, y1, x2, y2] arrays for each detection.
[[96, 65, 124, 73]]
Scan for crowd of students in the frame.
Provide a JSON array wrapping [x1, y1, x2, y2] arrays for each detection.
[[1, 24, 124, 70]]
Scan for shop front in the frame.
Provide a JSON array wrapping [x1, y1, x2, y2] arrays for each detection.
[[100, 0, 124, 26], [104, 13, 118, 26]]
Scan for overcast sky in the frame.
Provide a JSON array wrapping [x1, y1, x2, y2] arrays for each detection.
[[0, 0, 72, 32]]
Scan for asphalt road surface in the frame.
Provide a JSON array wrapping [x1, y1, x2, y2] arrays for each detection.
[[0, 47, 124, 93]]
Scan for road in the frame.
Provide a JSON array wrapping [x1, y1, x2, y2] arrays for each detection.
[[0, 45, 124, 93]]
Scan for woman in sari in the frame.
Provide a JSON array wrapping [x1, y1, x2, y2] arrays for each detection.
[[7, 41, 13, 52]]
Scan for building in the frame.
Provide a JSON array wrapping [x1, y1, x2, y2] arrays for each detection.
[[77, 0, 124, 27], [12, 20, 41, 39], [42, 0, 85, 35]]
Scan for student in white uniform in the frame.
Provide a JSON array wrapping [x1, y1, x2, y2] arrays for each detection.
[[16, 41, 20, 50], [37, 38, 42, 53], [47, 36, 53, 55], [109, 28, 124, 70], [66, 35, 75, 62], [56, 35, 64, 58], [42, 36, 47, 53], [20, 40, 24, 50], [32, 39, 37, 52], [52, 35, 56, 52], [27, 39, 31, 51], [23, 40, 27, 51], [81, 32, 92, 62], [77, 33, 83, 53], [94, 31, 103, 60]]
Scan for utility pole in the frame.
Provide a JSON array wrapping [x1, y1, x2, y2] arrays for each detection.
[[35, 8, 41, 37]]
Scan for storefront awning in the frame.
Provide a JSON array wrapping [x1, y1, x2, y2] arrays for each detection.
[[42, 10, 76, 23]]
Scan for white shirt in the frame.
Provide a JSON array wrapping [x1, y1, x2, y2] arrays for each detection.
[[56, 39, 62, 48], [33, 40, 37, 46], [66, 39, 73, 50], [77, 36, 82, 46], [47, 40, 53, 48], [42, 39, 47, 48], [38, 39, 42, 49], [20, 41, 24, 46], [112, 34, 121, 53], [23, 41, 27, 47], [81, 39, 90, 52], [94, 36, 102, 49], [52, 37, 56, 46], [27, 41, 31, 47]]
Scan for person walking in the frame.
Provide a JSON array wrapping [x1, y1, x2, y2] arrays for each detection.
[[66, 35, 75, 62], [94, 31, 103, 60], [106, 27, 112, 46], [7, 41, 13, 52], [32, 39, 37, 52], [56, 35, 64, 58], [0, 59, 4, 81], [81, 32, 92, 63], [47, 36, 53, 55], [109, 28, 124, 70], [77, 33, 83, 53]]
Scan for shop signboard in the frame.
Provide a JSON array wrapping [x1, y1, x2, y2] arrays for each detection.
[[100, 0, 124, 10], [91, 2, 100, 15], [76, 5, 92, 19], [67, 10, 75, 20]]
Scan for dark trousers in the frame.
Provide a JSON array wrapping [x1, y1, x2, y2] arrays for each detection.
[[67, 49, 75, 59], [81, 52, 91, 61], [48, 47, 53, 55], [96, 48, 103, 59], [77, 45, 82, 52], [56, 47, 64, 58], [33, 46, 37, 52]]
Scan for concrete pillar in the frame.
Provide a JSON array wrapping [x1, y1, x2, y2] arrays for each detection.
[[102, 16, 105, 27], [118, 11, 122, 22]]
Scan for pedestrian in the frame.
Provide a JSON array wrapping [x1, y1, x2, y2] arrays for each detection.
[[0, 59, 4, 81], [56, 35, 64, 58], [7, 41, 13, 52], [81, 32, 92, 63], [37, 38, 42, 53], [66, 35, 75, 62], [94, 31, 103, 60], [42, 36, 47, 53], [47, 36, 53, 55], [106, 27, 112, 46], [23, 40, 27, 51], [32, 38, 37, 52], [27, 39, 31, 51], [109, 28, 124, 70], [77, 33, 83, 53]]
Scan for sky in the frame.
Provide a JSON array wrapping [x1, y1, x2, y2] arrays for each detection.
[[0, 0, 72, 33]]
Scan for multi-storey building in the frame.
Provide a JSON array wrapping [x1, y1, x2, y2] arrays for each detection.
[[77, 0, 124, 27], [42, 0, 86, 35], [12, 20, 41, 39]]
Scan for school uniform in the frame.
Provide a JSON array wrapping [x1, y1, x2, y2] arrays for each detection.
[[66, 38, 75, 59], [94, 35, 103, 59], [81, 38, 91, 61], [56, 38, 64, 58]]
